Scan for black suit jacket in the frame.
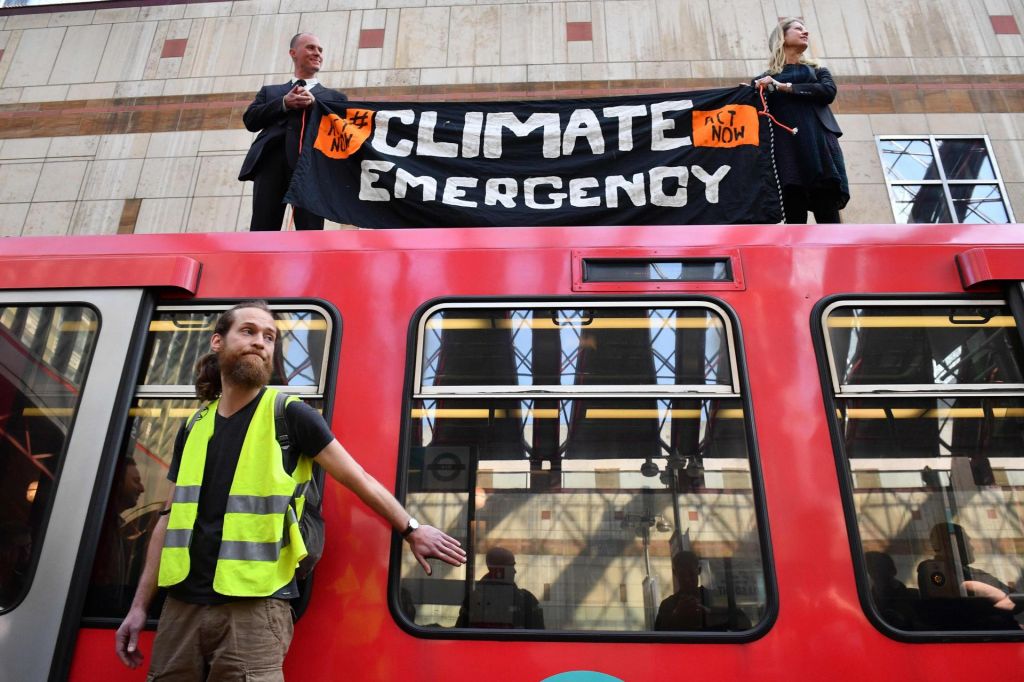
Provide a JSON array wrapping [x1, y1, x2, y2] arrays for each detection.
[[754, 66, 842, 137], [238, 82, 347, 181]]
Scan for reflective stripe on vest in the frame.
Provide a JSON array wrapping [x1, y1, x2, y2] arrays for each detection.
[[158, 389, 314, 597]]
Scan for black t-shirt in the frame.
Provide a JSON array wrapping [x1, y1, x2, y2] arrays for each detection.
[[167, 389, 334, 604]]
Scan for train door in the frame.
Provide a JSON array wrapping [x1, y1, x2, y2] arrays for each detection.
[[0, 289, 150, 681]]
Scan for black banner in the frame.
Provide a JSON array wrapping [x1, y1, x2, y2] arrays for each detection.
[[286, 86, 782, 228]]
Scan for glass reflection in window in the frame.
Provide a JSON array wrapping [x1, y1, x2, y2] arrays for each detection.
[[418, 306, 734, 391], [826, 304, 1024, 389], [400, 302, 767, 636], [879, 136, 1012, 225], [0, 305, 99, 611], [891, 185, 951, 224], [881, 139, 940, 182], [141, 310, 328, 389], [937, 139, 995, 181], [824, 300, 1024, 633], [583, 260, 732, 283], [951, 184, 1009, 224], [844, 398, 1024, 631], [82, 396, 326, 619]]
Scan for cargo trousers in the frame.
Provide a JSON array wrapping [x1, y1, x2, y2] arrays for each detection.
[[146, 595, 294, 681]]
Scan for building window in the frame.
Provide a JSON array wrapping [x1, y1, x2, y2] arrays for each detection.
[[818, 298, 1024, 636], [396, 301, 772, 637], [877, 136, 1014, 224]]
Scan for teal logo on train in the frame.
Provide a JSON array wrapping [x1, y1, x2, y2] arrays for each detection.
[[541, 673, 623, 682]]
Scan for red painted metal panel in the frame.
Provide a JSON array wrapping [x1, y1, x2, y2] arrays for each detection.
[[13, 224, 1022, 681], [956, 247, 1024, 289], [0, 255, 201, 293]]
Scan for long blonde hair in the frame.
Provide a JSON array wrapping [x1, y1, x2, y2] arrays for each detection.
[[767, 17, 819, 75]]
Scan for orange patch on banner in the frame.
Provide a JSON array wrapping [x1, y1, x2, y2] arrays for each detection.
[[692, 105, 759, 148], [314, 109, 375, 159]]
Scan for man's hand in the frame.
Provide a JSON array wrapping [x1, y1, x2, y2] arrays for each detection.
[[115, 605, 148, 669], [964, 580, 1015, 611], [283, 85, 315, 110], [406, 525, 467, 575]]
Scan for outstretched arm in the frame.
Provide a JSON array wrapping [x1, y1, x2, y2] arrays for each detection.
[[114, 484, 173, 669], [314, 440, 467, 574]]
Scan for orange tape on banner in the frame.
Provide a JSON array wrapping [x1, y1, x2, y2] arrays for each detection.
[[692, 105, 759, 148], [314, 109, 375, 159]]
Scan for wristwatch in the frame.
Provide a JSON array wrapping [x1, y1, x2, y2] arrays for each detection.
[[401, 517, 420, 538]]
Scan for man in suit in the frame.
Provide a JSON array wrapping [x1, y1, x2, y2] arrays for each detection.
[[239, 33, 345, 231]]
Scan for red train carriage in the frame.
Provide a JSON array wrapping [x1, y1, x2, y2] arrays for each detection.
[[1, 223, 1023, 681]]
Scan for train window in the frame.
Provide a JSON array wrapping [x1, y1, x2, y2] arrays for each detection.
[[398, 301, 769, 636], [825, 303, 1024, 392], [582, 259, 733, 283], [0, 304, 100, 612], [139, 309, 329, 394], [820, 299, 1024, 635], [82, 304, 333, 621], [415, 305, 737, 394]]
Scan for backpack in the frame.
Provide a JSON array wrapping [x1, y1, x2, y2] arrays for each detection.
[[272, 391, 325, 581], [183, 392, 325, 581]]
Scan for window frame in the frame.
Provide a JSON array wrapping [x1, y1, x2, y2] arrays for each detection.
[[135, 303, 335, 399], [78, 298, 342, 629], [413, 300, 742, 399], [392, 295, 777, 643], [813, 293, 1024, 642], [821, 298, 1024, 397], [876, 134, 1016, 225]]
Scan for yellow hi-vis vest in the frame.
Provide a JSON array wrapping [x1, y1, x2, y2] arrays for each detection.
[[158, 389, 313, 597]]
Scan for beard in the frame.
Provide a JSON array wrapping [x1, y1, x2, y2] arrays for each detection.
[[220, 347, 273, 389]]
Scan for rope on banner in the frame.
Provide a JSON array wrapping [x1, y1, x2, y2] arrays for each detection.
[[757, 84, 796, 224], [287, 109, 310, 231], [757, 84, 798, 135]]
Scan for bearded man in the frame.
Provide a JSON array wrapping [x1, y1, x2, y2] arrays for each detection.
[[115, 301, 465, 680]]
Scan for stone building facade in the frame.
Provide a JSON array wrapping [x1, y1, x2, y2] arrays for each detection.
[[0, 0, 1022, 234]]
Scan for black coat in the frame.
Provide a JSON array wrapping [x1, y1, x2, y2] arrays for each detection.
[[754, 65, 842, 137], [237, 82, 348, 181]]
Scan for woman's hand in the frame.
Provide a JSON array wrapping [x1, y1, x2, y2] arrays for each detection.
[[754, 76, 792, 93]]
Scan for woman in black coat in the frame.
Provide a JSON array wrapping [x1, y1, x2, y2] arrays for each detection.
[[753, 18, 849, 224]]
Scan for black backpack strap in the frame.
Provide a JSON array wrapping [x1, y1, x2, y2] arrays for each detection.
[[276, 391, 310, 488], [274, 391, 291, 464], [184, 405, 208, 436]]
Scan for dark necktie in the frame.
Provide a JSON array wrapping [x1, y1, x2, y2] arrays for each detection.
[[295, 80, 308, 158]]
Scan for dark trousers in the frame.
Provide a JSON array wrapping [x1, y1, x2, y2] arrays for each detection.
[[249, 141, 324, 231], [782, 187, 841, 224]]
